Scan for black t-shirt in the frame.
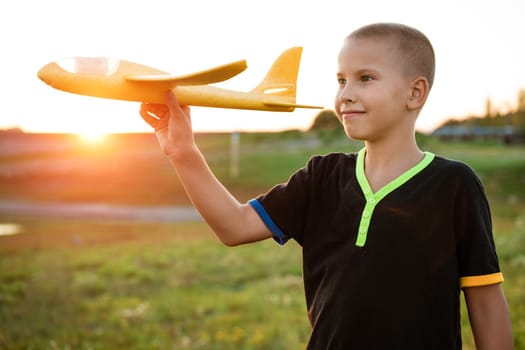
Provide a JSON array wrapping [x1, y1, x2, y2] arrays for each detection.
[[249, 150, 503, 349]]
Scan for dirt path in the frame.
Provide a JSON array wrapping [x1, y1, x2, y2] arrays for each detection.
[[0, 200, 202, 223]]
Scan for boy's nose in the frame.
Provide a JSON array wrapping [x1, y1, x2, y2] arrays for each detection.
[[338, 84, 356, 103], [338, 91, 356, 103]]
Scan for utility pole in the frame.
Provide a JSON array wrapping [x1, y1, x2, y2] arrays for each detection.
[[230, 131, 240, 179]]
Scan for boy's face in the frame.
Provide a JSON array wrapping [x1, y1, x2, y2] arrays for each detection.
[[334, 36, 414, 142]]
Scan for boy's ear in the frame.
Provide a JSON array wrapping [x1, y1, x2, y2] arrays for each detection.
[[406, 77, 429, 110]]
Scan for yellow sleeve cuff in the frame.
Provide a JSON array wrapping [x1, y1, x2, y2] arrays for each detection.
[[460, 272, 504, 288]]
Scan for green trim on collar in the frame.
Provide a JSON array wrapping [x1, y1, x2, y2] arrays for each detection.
[[355, 148, 435, 247]]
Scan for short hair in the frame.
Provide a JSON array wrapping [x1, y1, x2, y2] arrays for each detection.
[[347, 23, 436, 89]]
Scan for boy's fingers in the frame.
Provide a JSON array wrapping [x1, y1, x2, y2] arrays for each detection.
[[165, 91, 189, 117], [140, 103, 168, 130], [140, 106, 158, 128], [143, 103, 169, 117], [140, 92, 191, 130], [165, 90, 178, 106]]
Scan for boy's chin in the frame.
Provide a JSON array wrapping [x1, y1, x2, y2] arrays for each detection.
[[343, 128, 365, 142]]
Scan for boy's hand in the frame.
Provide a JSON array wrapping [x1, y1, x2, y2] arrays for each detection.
[[140, 91, 193, 156]]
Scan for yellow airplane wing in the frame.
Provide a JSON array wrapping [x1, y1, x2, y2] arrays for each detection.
[[123, 59, 247, 86]]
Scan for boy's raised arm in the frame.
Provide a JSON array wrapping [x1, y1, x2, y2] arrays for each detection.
[[140, 91, 272, 246]]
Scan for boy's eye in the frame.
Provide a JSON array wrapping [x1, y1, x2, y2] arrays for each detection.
[[337, 78, 346, 86], [360, 75, 373, 82]]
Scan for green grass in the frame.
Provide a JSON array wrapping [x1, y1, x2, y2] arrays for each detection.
[[0, 220, 308, 349], [0, 132, 524, 349]]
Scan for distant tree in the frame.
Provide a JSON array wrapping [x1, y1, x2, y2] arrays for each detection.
[[309, 109, 346, 144], [310, 109, 340, 131], [485, 96, 493, 118], [518, 89, 525, 112]]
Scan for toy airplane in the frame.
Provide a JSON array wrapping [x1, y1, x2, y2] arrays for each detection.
[[37, 47, 323, 112]]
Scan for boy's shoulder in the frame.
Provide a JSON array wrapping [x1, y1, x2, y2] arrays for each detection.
[[428, 155, 485, 193], [306, 151, 358, 174], [310, 151, 357, 162], [431, 154, 479, 177], [308, 151, 358, 167]]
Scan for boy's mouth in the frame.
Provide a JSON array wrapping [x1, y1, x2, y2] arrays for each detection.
[[340, 110, 366, 119]]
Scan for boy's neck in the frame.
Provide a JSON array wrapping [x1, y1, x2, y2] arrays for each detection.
[[362, 134, 424, 193]]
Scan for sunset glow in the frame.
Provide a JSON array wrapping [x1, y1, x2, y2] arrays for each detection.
[[76, 130, 108, 145]]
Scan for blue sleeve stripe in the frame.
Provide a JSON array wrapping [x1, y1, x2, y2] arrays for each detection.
[[248, 199, 289, 245]]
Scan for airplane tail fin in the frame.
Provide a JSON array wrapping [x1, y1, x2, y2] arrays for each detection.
[[250, 47, 302, 99], [250, 47, 322, 110]]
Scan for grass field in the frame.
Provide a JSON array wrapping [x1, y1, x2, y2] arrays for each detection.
[[0, 131, 524, 349]]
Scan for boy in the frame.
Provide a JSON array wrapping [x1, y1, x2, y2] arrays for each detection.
[[140, 23, 513, 349]]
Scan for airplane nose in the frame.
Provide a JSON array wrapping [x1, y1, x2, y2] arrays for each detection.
[[37, 62, 56, 85]]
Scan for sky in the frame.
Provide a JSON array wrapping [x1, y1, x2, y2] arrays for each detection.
[[0, 0, 524, 135]]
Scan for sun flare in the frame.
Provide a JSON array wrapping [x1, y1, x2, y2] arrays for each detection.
[[76, 130, 108, 145]]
